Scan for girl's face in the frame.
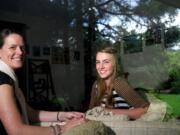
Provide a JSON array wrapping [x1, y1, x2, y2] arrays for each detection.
[[96, 52, 115, 80], [0, 34, 25, 70]]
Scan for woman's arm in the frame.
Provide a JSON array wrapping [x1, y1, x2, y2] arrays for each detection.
[[0, 84, 54, 135], [0, 84, 85, 135], [27, 105, 84, 123], [27, 105, 58, 122]]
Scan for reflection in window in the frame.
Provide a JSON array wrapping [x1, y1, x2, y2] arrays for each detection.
[[123, 34, 143, 54]]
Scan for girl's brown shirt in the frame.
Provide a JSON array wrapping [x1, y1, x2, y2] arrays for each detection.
[[89, 78, 150, 109]]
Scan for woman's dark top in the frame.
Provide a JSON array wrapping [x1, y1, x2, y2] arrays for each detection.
[[0, 71, 15, 135]]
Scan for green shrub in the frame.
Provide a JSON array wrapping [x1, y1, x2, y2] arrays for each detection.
[[165, 51, 180, 93]]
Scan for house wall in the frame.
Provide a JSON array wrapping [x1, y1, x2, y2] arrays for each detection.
[[121, 45, 169, 89]]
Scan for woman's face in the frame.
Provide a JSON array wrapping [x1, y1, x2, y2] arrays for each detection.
[[0, 34, 25, 70], [96, 52, 115, 80]]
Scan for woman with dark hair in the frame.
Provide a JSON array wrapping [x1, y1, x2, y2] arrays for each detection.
[[89, 46, 150, 120], [0, 29, 85, 135]]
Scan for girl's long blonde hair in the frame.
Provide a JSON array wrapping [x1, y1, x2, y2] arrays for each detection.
[[96, 46, 119, 104]]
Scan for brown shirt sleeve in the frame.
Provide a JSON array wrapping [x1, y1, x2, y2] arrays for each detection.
[[89, 81, 98, 109], [113, 78, 150, 108]]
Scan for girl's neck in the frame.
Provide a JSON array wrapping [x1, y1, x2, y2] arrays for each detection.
[[105, 75, 114, 85], [105, 79, 111, 87], [105, 77, 113, 93]]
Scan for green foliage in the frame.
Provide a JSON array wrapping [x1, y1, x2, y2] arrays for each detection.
[[165, 26, 180, 44], [49, 97, 66, 110], [166, 51, 180, 69], [50, 97, 65, 105], [157, 94, 180, 118], [165, 51, 180, 93]]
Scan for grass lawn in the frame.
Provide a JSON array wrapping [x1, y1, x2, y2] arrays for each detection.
[[156, 93, 180, 117]]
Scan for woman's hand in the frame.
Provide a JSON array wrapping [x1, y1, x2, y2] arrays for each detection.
[[58, 112, 85, 122]]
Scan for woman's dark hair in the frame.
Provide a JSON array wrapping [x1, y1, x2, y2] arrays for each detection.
[[0, 29, 15, 48]]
